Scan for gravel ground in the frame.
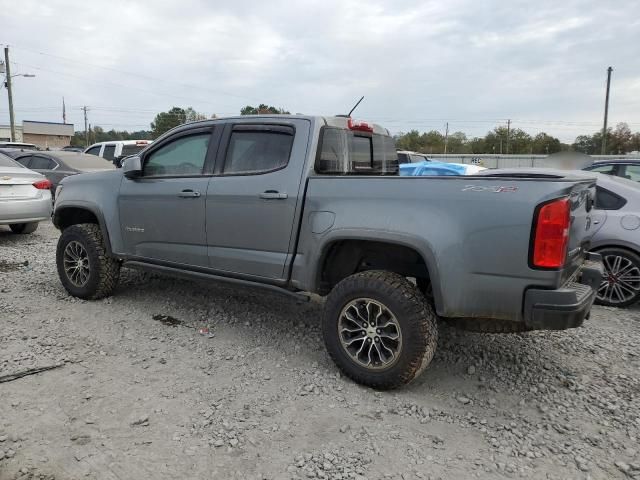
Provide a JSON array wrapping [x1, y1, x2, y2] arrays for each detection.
[[1, 221, 639, 480]]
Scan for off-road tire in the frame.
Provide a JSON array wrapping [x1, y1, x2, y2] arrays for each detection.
[[56, 223, 120, 299], [323, 270, 438, 390], [9, 222, 38, 234]]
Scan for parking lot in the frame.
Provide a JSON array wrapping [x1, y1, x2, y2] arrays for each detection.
[[0, 221, 639, 480]]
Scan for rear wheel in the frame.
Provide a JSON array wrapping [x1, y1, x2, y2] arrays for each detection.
[[323, 271, 438, 390], [9, 222, 38, 234], [596, 248, 640, 308]]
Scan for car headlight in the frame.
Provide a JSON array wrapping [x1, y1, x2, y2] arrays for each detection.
[[55, 185, 63, 200]]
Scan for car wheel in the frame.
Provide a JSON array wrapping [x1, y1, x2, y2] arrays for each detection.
[[56, 223, 120, 300], [9, 222, 39, 234], [596, 247, 640, 308], [323, 270, 438, 390]]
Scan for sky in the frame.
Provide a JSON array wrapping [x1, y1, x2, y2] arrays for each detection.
[[0, 0, 639, 143]]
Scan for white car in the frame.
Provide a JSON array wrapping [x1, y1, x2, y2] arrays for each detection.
[[0, 152, 52, 234], [84, 140, 152, 165], [0, 141, 38, 150]]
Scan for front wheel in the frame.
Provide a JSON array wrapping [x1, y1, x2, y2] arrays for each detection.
[[596, 248, 640, 308], [56, 223, 120, 299], [323, 271, 438, 390], [10, 222, 38, 234]]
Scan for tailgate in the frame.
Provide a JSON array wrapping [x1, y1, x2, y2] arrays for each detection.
[[476, 169, 598, 286]]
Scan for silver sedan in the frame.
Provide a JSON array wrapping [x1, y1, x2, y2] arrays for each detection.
[[589, 173, 640, 307], [0, 152, 52, 234]]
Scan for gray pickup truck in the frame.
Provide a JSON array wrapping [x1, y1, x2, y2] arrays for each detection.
[[53, 115, 603, 389]]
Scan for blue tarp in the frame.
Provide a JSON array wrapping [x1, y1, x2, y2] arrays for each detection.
[[399, 161, 468, 176]]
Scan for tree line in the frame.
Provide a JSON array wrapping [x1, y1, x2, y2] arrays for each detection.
[[395, 122, 640, 155], [395, 127, 565, 155], [71, 106, 640, 156], [573, 123, 640, 155]]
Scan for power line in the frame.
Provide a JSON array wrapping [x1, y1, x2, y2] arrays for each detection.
[[5, 43, 274, 105], [9, 60, 240, 109]]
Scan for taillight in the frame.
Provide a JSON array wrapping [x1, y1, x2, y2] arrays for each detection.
[[33, 179, 52, 190], [532, 197, 571, 268], [347, 118, 373, 132]]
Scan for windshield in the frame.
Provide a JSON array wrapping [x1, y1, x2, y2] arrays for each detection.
[[0, 152, 23, 168]]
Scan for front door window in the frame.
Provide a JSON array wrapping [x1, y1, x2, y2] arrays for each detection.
[[143, 134, 210, 177]]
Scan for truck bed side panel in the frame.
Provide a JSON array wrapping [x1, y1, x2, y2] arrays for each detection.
[[292, 176, 595, 321]]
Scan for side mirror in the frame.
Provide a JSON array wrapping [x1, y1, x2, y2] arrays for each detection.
[[122, 156, 142, 179]]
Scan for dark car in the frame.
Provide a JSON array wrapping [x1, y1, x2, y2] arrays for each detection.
[[584, 159, 640, 182], [2, 150, 114, 199], [61, 146, 85, 152]]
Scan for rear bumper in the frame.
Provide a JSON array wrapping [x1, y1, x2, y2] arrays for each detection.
[[0, 194, 52, 225], [523, 254, 604, 330]]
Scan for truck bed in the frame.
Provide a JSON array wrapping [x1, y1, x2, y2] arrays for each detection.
[[294, 174, 597, 321]]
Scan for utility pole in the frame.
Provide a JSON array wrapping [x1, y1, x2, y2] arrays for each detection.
[[506, 119, 511, 155], [601, 66, 613, 155], [443, 122, 449, 154], [82, 106, 89, 147], [4, 46, 16, 141]]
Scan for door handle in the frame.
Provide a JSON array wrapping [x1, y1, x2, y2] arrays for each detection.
[[259, 190, 288, 200], [178, 189, 201, 198]]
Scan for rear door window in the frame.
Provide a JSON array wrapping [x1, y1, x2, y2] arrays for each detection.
[[30, 156, 55, 170], [15, 155, 33, 168], [103, 144, 116, 160], [223, 126, 293, 175]]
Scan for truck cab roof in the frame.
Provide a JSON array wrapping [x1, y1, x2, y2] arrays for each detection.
[[163, 115, 391, 136]]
